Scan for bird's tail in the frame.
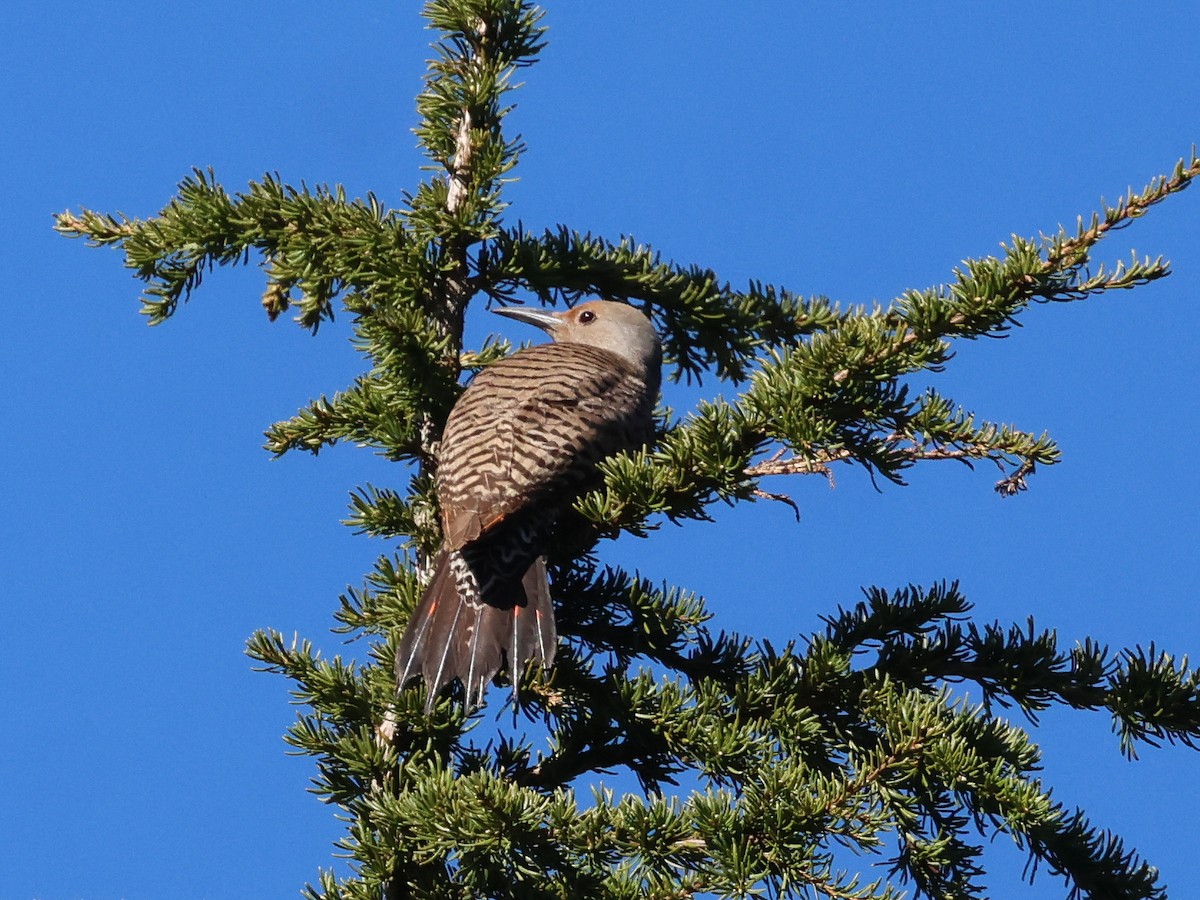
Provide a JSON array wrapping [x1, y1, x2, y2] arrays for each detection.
[[395, 550, 556, 710]]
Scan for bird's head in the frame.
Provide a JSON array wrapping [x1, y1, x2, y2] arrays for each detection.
[[493, 301, 662, 388]]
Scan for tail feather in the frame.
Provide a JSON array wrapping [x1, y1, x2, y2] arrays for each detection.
[[518, 559, 553, 671], [395, 550, 557, 711]]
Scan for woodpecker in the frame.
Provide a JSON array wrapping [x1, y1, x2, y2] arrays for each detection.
[[395, 301, 662, 710]]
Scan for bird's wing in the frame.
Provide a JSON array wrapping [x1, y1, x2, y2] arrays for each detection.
[[436, 344, 648, 552]]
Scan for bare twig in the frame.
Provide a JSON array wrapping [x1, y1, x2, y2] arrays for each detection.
[[745, 441, 986, 481], [752, 487, 802, 520]]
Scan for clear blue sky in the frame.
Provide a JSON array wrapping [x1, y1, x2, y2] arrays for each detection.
[[3, 3, 1198, 897]]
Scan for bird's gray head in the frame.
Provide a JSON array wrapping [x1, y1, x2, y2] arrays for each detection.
[[493, 301, 663, 389]]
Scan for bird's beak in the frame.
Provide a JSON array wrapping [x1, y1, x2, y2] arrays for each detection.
[[492, 305, 562, 335]]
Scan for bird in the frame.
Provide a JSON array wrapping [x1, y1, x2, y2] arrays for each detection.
[[395, 300, 662, 711]]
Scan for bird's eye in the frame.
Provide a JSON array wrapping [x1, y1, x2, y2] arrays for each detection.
[[578, 310, 597, 324]]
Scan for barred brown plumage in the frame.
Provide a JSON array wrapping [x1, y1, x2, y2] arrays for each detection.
[[395, 301, 662, 711]]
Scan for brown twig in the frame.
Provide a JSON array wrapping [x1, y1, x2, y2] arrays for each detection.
[[745, 441, 986, 481]]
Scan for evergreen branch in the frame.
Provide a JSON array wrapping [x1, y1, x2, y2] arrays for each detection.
[[552, 561, 749, 684], [510, 564, 756, 791], [823, 584, 1200, 763], [409, 0, 546, 342], [790, 868, 898, 900], [863, 685, 1163, 900], [541, 632, 1170, 899], [826, 584, 1113, 715], [55, 169, 417, 329], [575, 401, 761, 533], [743, 416, 1054, 498], [57, 166, 466, 467], [516, 659, 688, 793], [54, 209, 137, 242], [344, 482, 440, 555], [264, 299, 462, 463], [775, 657, 1163, 899], [1109, 645, 1200, 758], [1012, 810, 1162, 900], [332, 551, 427, 636], [1047, 151, 1200, 272], [580, 381, 1053, 535], [575, 151, 1198, 530], [265, 375, 425, 459], [522, 731, 662, 793]]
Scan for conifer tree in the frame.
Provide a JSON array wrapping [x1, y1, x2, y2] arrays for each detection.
[[56, 3, 1200, 898]]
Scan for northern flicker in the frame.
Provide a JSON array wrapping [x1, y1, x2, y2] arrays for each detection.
[[395, 300, 662, 710]]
